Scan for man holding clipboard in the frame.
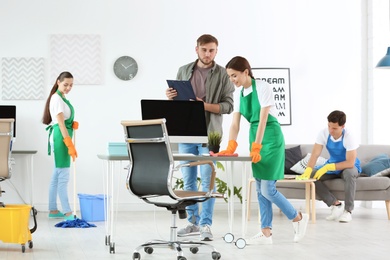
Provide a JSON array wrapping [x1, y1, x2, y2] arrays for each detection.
[[165, 34, 234, 241], [166, 80, 196, 101]]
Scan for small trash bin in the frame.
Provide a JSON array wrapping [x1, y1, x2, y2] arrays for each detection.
[[78, 193, 106, 222]]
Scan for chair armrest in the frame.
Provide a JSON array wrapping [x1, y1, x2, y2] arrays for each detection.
[[176, 160, 216, 192]]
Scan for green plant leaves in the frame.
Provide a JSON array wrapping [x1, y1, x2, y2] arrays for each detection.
[[208, 131, 222, 146], [173, 171, 242, 204]]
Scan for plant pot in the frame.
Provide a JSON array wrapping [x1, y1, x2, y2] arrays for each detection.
[[208, 145, 220, 153]]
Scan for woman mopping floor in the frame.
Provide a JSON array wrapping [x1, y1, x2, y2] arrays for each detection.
[[42, 71, 95, 228]]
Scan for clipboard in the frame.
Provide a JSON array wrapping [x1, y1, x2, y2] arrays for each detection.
[[166, 80, 196, 101]]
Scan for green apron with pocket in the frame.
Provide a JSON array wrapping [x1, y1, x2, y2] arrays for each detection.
[[240, 79, 284, 180], [46, 90, 75, 168]]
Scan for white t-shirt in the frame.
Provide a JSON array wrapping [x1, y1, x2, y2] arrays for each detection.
[[233, 79, 278, 119], [49, 93, 71, 124], [315, 127, 359, 151]]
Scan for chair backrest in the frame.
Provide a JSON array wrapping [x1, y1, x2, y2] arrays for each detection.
[[0, 118, 14, 180], [121, 119, 175, 197]]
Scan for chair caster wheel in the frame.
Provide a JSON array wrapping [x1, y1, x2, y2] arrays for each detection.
[[144, 247, 153, 254], [177, 256, 187, 260], [212, 251, 221, 259], [133, 252, 141, 260], [109, 242, 115, 254], [190, 247, 199, 254]]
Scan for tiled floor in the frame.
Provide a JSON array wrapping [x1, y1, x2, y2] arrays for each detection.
[[1, 206, 390, 259]]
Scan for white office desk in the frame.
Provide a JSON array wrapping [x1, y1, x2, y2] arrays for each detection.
[[97, 153, 251, 254], [12, 150, 37, 205]]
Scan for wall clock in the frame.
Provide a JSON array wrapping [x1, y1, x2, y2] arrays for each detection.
[[113, 56, 138, 81]]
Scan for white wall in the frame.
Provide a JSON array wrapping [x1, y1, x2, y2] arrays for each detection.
[[0, 0, 374, 211], [372, 0, 390, 144]]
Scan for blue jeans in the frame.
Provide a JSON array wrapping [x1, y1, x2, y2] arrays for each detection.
[[178, 143, 215, 226], [255, 178, 298, 229], [49, 167, 72, 214]]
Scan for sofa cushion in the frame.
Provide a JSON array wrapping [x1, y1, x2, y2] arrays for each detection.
[[285, 145, 302, 175], [323, 177, 390, 191], [290, 153, 328, 174], [277, 177, 390, 192], [361, 154, 390, 177]]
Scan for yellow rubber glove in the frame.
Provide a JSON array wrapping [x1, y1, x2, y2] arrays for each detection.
[[63, 136, 78, 161], [217, 140, 238, 155], [72, 121, 79, 130], [296, 167, 313, 180], [313, 163, 336, 180], [250, 142, 262, 163]]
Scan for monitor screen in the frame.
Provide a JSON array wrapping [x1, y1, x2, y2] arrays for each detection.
[[141, 99, 208, 143], [0, 105, 16, 138]]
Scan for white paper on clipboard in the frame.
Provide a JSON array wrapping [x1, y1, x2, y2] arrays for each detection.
[[166, 80, 196, 101]]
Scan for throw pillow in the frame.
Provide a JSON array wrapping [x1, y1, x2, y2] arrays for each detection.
[[372, 167, 390, 177], [361, 154, 390, 177], [290, 153, 328, 174], [285, 146, 302, 175]]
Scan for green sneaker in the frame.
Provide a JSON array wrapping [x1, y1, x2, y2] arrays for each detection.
[[64, 214, 76, 220], [49, 212, 64, 219]]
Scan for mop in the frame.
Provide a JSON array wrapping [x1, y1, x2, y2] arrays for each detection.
[[55, 131, 96, 228]]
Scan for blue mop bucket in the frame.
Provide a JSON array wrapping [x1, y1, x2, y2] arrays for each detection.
[[78, 193, 106, 222]]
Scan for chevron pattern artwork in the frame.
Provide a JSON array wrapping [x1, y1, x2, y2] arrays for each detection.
[[50, 34, 102, 85], [1, 57, 45, 100]]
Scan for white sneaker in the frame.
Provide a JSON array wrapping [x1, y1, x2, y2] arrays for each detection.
[[177, 223, 200, 237], [339, 210, 352, 223], [326, 204, 344, 221], [200, 225, 213, 241], [293, 213, 309, 242], [246, 232, 273, 245]]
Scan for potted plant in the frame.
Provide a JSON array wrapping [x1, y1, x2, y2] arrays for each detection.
[[208, 131, 222, 153]]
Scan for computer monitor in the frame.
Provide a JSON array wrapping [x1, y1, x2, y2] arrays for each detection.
[[0, 105, 16, 138], [141, 99, 208, 144]]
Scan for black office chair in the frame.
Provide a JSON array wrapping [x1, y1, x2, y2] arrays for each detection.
[[121, 118, 222, 260], [0, 118, 14, 207]]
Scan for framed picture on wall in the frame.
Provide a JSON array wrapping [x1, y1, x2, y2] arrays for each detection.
[[251, 68, 292, 125]]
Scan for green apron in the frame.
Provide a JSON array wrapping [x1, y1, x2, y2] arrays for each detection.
[[240, 79, 284, 180], [46, 90, 75, 168]]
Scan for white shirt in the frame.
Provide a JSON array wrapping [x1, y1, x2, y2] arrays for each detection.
[[315, 127, 359, 151], [233, 79, 278, 119], [49, 93, 70, 124]]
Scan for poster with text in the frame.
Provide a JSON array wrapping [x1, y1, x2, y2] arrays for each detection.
[[251, 68, 291, 125]]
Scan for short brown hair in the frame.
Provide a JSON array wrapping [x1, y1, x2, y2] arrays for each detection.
[[197, 34, 218, 46], [327, 110, 346, 126]]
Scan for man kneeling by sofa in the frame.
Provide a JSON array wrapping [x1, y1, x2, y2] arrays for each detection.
[[297, 110, 361, 223]]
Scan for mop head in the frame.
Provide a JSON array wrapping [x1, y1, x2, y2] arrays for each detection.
[[55, 217, 96, 228]]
